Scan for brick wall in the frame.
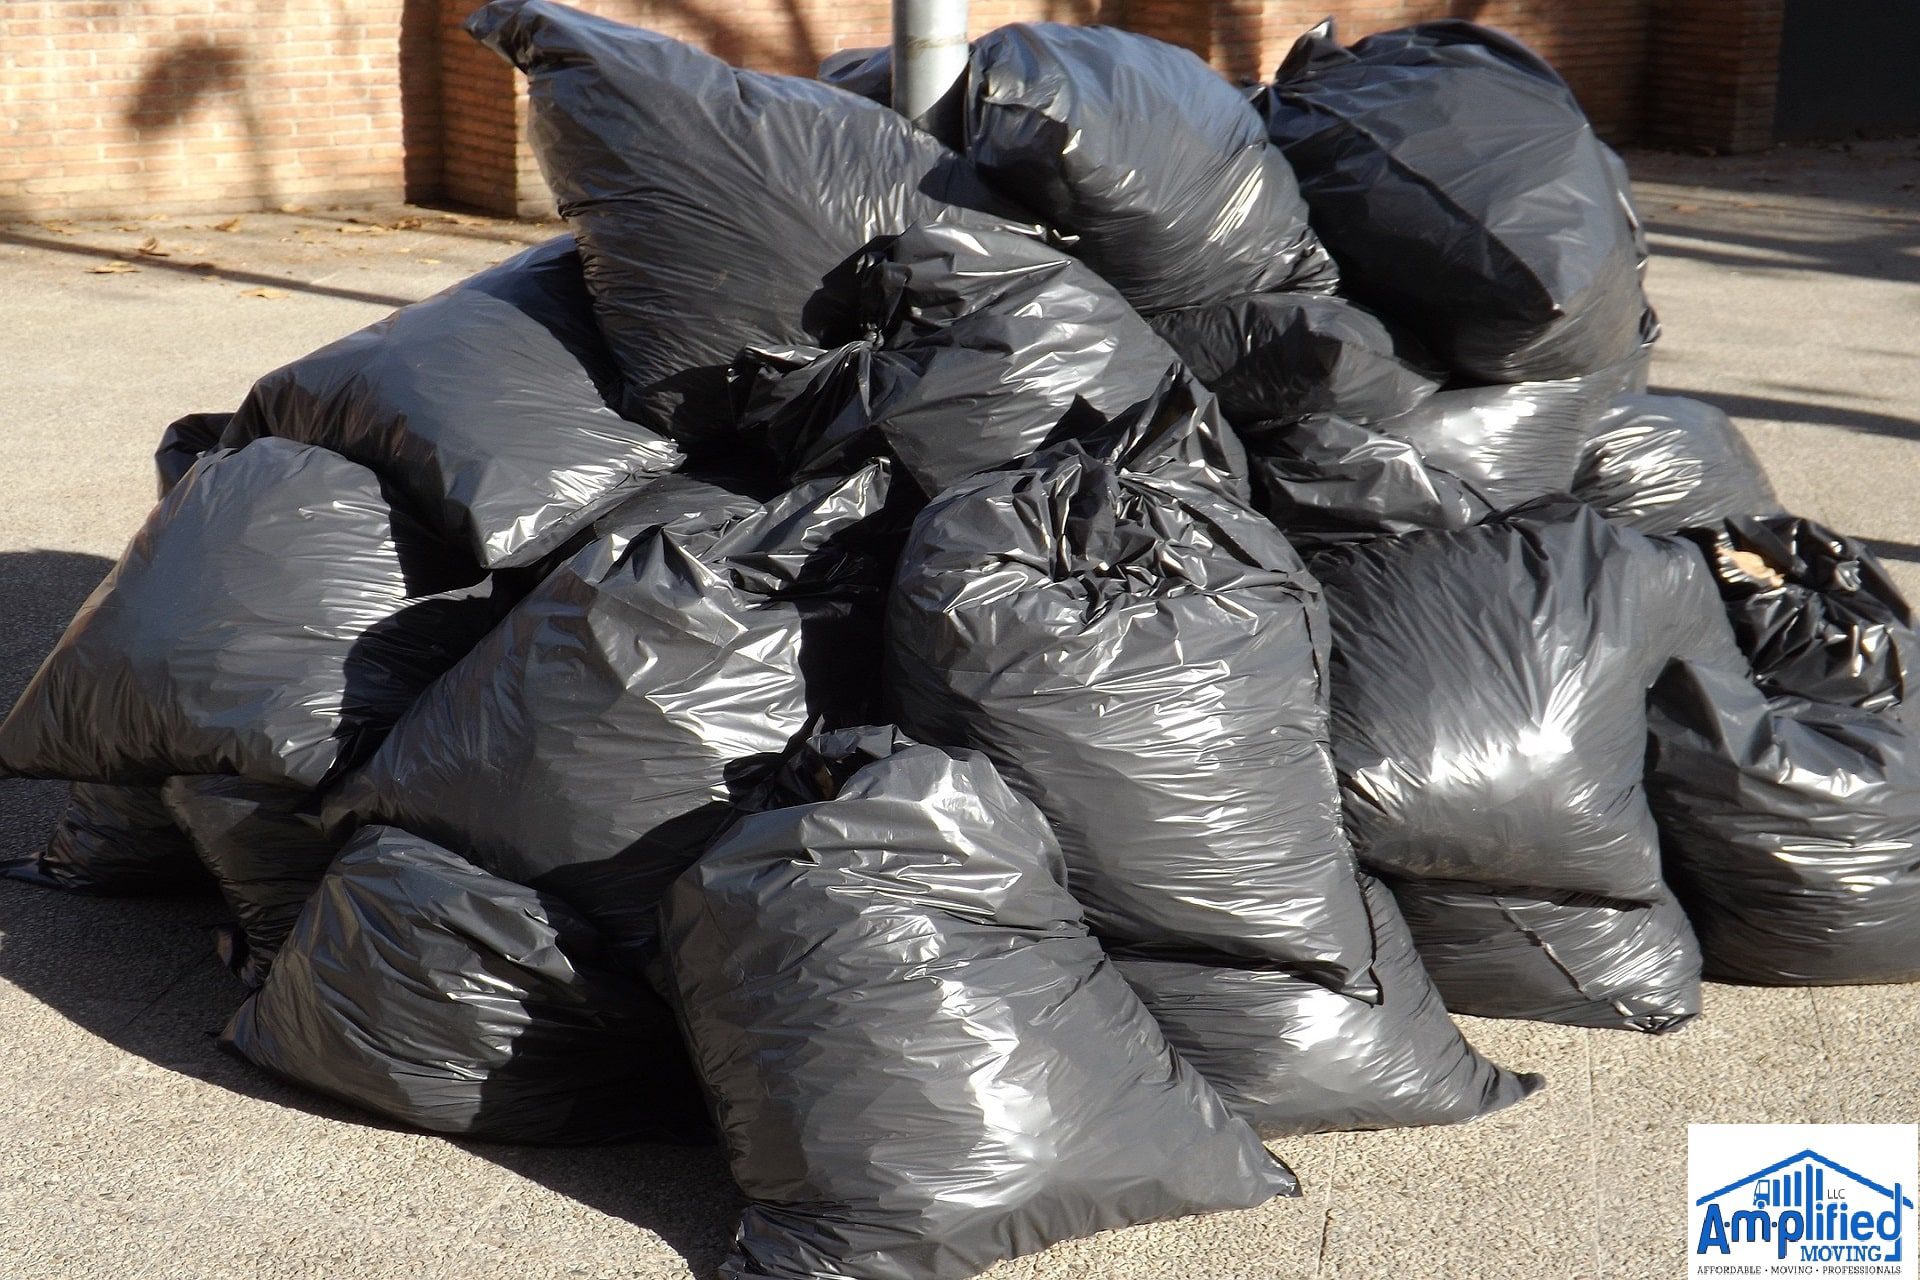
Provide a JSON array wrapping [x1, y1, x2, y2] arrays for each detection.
[[1646, 0, 1786, 153], [0, 0, 425, 220], [0, 0, 1783, 221]]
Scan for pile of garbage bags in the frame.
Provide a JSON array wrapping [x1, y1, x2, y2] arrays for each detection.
[[4, 4, 1917, 1277]]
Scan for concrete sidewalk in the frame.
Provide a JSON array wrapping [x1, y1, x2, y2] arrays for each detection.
[[1, 139, 1917, 1280]]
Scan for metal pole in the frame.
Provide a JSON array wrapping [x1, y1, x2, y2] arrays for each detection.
[[891, 0, 968, 135]]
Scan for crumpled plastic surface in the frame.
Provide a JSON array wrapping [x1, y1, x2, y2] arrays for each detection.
[[1649, 661, 1920, 986], [1148, 293, 1438, 427], [1119, 876, 1543, 1133], [888, 445, 1372, 990], [1574, 394, 1782, 534], [888, 444, 1534, 1130], [2, 783, 206, 896], [1682, 515, 1915, 713], [1387, 880, 1702, 1032], [1243, 414, 1492, 547], [662, 726, 1296, 1280], [733, 222, 1230, 499], [966, 22, 1336, 312], [817, 45, 892, 104], [1312, 503, 1731, 1029], [224, 824, 704, 1143], [221, 237, 682, 569], [154, 412, 229, 499], [324, 464, 895, 971], [1370, 364, 1637, 509], [0, 439, 500, 790], [1260, 20, 1648, 382], [468, 0, 1019, 445], [162, 776, 338, 988]]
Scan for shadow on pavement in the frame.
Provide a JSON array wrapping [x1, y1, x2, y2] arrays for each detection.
[[1651, 386, 1920, 443], [0, 549, 739, 1277], [0, 228, 424, 310]]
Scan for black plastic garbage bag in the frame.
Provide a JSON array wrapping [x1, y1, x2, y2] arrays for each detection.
[[0, 439, 499, 790], [1684, 516, 1915, 712], [324, 464, 895, 971], [733, 223, 1233, 499], [1148, 293, 1438, 428], [154, 412, 230, 498], [224, 824, 702, 1143], [468, 0, 1018, 446], [221, 237, 683, 569], [1649, 661, 1920, 986], [1312, 503, 1731, 1029], [662, 726, 1296, 1280], [162, 776, 338, 987], [1, 783, 206, 896], [1260, 20, 1648, 383], [1119, 876, 1543, 1134], [888, 446, 1535, 1129], [1370, 366, 1633, 509], [1386, 880, 1702, 1033], [817, 45, 891, 104], [1573, 394, 1781, 535], [965, 22, 1336, 313], [1243, 414, 1492, 547], [888, 445, 1372, 991]]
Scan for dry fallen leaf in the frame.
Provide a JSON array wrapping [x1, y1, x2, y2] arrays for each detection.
[[136, 236, 170, 258], [336, 223, 384, 235], [387, 215, 424, 231], [115, 223, 142, 232], [239, 287, 289, 300], [186, 260, 218, 272], [1727, 550, 1786, 589], [41, 221, 79, 235], [419, 257, 443, 265], [88, 260, 140, 274], [213, 217, 244, 232], [1672, 202, 1701, 214]]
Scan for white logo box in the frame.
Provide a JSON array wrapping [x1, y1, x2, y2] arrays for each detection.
[[1690, 1124, 1918, 1279]]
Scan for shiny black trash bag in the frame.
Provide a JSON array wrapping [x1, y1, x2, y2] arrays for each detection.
[[1243, 413, 1492, 548], [732, 222, 1235, 499], [154, 412, 230, 499], [324, 464, 895, 971], [888, 445, 1371, 989], [467, 0, 1019, 445], [1385, 879, 1702, 1033], [1368, 363, 1638, 509], [162, 776, 339, 988], [1119, 876, 1543, 1134], [965, 22, 1336, 312], [1573, 394, 1781, 535], [221, 237, 682, 569], [1260, 20, 1648, 383], [816, 45, 892, 104], [224, 824, 701, 1143], [1, 783, 207, 896], [0, 439, 498, 791], [1682, 515, 1914, 713], [1648, 661, 1920, 986], [1312, 503, 1732, 1030], [661, 726, 1296, 1280], [1147, 293, 1438, 428], [889, 445, 1535, 1129]]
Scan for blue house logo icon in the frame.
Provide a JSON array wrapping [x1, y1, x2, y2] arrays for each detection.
[[1695, 1148, 1914, 1265]]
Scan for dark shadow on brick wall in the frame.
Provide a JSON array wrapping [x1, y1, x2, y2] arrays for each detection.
[[123, 35, 278, 208]]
